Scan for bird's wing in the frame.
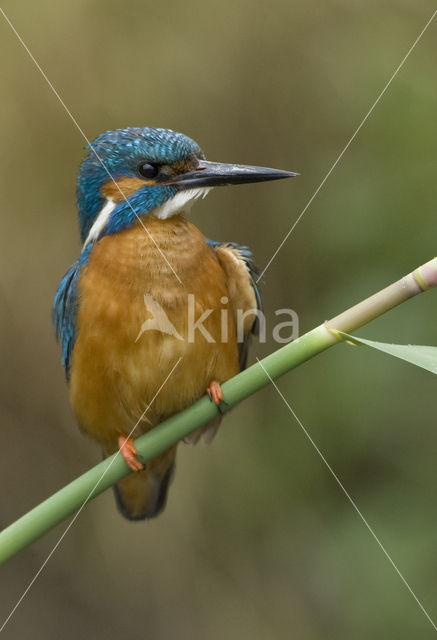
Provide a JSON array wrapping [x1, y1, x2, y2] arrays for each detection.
[[207, 239, 262, 370], [52, 259, 82, 379]]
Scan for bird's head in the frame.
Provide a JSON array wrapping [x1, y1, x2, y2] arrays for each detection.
[[77, 127, 296, 245]]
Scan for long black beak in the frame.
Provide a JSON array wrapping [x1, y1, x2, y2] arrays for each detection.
[[170, 159, 298, 189]]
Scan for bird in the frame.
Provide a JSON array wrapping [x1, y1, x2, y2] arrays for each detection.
[[53, 127, 296, 520]]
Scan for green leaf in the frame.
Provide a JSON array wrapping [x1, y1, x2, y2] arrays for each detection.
[[335, 332, 437, 375]]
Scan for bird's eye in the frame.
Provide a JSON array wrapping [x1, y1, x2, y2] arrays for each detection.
[[138, 163, 159, 179]]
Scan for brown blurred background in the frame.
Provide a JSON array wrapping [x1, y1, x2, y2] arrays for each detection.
[[1, 1, 437, 638]]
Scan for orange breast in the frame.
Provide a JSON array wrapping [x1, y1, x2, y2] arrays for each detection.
[[69, 214, 239, 450]]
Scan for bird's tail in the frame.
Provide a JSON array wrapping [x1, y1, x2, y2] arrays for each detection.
[[105, 445, 176, 520]]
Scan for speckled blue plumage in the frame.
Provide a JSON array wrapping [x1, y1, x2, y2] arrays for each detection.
[[77, 127, 204, 242]]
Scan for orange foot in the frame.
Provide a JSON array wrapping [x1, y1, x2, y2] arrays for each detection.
[[206, 380, 228, 414], [118, 434, 144, 472]]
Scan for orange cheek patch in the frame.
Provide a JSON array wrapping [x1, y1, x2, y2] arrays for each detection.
[[100, 177, 154, 202]]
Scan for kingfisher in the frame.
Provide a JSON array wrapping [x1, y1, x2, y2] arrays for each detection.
[[53, 127, 295, 520]]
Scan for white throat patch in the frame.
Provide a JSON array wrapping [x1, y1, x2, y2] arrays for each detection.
[[83, 198, 116, 248], [152, 187, 212, 220]]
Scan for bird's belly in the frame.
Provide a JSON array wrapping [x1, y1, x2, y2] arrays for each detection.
[[69, 218, 239, 449]]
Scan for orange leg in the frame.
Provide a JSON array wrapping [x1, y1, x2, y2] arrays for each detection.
[[206, 380, 226, 413], [118, 434, 144, 472]]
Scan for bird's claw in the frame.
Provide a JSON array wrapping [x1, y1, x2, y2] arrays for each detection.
[[118, 434, 144, 472], [206, 380, 229, 415]]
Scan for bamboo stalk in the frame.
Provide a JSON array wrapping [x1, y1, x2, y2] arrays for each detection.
[[0, 257, 436, 565]]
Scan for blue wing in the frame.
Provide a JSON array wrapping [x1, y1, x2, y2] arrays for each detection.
[[207, 239, 262, 370], [52, 246, 92, 379], [53, 263, 80, 379]]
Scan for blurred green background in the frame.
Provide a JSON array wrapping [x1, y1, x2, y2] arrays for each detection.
[[1, 1, 437, 638]]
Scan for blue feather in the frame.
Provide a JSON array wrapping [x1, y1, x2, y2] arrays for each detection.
[[52, 244, 92, 379]]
